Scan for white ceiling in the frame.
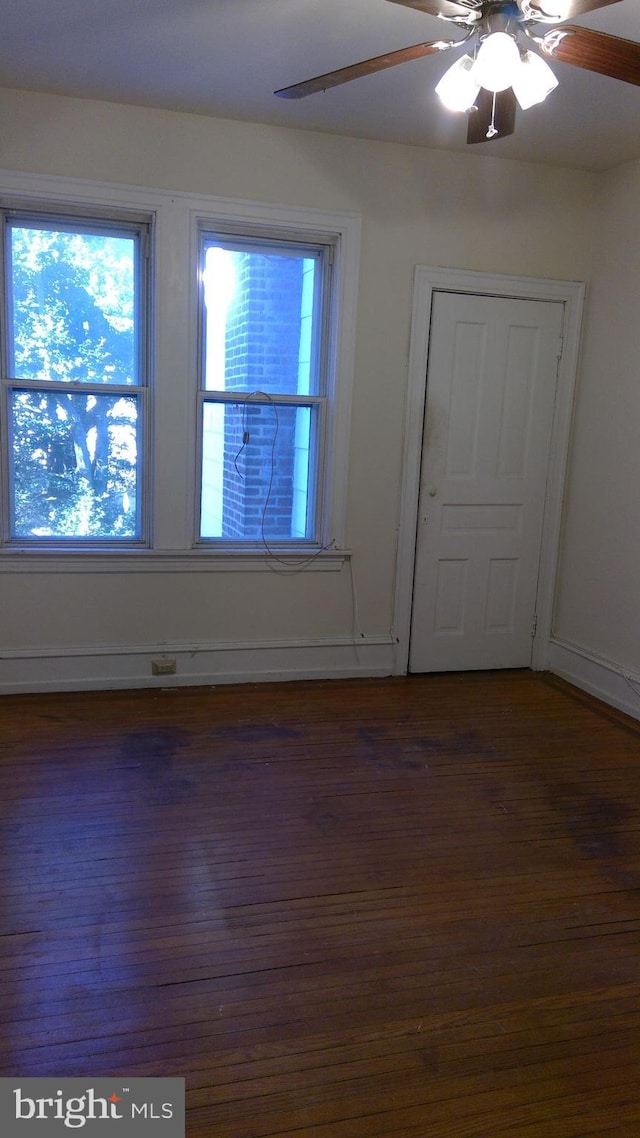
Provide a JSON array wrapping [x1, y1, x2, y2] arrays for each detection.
[[1, 0, 639, 171]]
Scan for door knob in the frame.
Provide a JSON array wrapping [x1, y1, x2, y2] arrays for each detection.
[[427, 486, 438, 497]]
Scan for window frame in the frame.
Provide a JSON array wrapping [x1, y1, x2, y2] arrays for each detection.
[[0, 202, 152, 549], [195, 225, 334, 551], [0, 171, 361, 571]]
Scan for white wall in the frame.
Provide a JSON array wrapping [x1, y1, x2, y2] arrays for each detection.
[[550, 158, 640, 719], [0, 88, 597, 691]]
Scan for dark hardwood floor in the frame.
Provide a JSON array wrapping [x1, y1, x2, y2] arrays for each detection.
[[1, 671, 640, 1136]]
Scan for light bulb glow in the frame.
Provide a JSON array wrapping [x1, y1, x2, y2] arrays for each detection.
[[512, 50, 558, 109], [471, 32, 521, 92], [435, 55, 481, 112]]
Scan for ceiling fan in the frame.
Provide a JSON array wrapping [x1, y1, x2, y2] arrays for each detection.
[[274, 0, 640, 144]]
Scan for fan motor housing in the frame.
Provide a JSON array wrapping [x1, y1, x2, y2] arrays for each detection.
[[478, 2, 524, 39]]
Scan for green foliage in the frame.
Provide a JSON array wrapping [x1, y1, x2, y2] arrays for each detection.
[[9, 226, 140, 539]]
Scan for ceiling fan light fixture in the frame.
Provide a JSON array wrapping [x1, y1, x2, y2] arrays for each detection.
[[435, 55, 481, 112], [511, 49, 559, 109], [472, 31, 522, 93]]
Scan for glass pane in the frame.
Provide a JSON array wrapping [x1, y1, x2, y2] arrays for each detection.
[[8, 223, 137, 385], [202, 244, 320, 396], [11, 389, 139, 539], [200, 401, 314, 541]]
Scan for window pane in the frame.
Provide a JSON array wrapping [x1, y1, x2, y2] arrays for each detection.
[[8, 223, 137, 385], [200, 401, 315, 541], [202, 244, 320, 396], [10, 389, 139, 539]]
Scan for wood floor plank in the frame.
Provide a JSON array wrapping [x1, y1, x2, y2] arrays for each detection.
[[2, 671, 640, 1134]]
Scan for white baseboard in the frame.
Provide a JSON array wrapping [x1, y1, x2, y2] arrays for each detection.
[[6, 632, 636, 714], [0, 635, 396, 694], [548, 636, 640, 723]]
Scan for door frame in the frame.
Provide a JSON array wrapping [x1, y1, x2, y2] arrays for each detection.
[[393, 266, 585, 676]]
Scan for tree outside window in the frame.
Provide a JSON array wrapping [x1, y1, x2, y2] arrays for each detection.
[[3, 217, 146, 542]]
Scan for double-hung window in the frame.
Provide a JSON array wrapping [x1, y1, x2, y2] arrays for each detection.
[[0, 208, 149, 545], [197, 229, 332, 551], [0, 181, 359, 562]]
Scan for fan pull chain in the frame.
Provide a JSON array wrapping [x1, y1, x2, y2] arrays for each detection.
[[486, 90, 498, 139]]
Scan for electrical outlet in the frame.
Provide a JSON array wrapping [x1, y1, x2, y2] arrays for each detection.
[[152, 659, 177, 675]]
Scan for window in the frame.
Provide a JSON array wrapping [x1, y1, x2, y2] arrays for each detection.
[[0, 210, 148, 545], [0, 175, 360, 565], [198, 232, 330, 549]]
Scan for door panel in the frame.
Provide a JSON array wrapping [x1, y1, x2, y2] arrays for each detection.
[[409, 291, 564, 673]]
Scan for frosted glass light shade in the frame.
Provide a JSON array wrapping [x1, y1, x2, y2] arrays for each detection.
[[471, 32, 521, 92], [435, 55, 481, 112], [512, 50, 559, 109]]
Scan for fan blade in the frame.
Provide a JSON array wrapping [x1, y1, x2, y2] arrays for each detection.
[[523, 0, 621, 18], [467, 87, 517, 144], [386, 0, 477, 17], [274, 39, 456, 98], [540, 25, 640, 85]]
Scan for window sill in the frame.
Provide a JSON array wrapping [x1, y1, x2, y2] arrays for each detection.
[[0, 547, 350, 573]]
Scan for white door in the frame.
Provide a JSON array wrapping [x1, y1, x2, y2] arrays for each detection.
[[410, 290, 564, 673]]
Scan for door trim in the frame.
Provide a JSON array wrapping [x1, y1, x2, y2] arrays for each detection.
[[393, 266, 585, 675]]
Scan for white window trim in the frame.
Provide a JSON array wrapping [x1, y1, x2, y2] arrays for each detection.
[[194, 227, 332, 550], [0, 169, 361, 571], [0, 208, 152, 548]]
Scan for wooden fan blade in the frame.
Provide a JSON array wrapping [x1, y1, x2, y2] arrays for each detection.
[[467, 87, 517, 144], [274, 39, 456, 98], [524, 0, 621, 18], [386, 0, 476, 17], [540, 25, 640, 85]]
